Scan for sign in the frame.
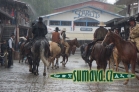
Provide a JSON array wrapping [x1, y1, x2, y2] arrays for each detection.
[[50, 70, 135, 82], [73, 9, 100, 19], [80, 28, 93, 31]]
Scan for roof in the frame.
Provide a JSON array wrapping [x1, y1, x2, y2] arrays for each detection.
[[115, 0, 137, 5], [55, 0, 113, 10], [0, 9, 13, 19], [41, 6, 123, 18], [105, 18, 123, 27]]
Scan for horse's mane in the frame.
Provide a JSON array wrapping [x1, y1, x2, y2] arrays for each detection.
[[111, 32, 125, 43]]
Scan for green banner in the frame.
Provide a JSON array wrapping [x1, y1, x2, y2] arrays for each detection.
[[50, 70, 135, 82]]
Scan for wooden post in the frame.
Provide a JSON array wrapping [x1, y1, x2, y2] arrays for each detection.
[[138, 0, 139, 13]]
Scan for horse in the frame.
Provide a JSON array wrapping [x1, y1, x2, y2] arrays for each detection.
[[48, 41, 61, 69], [80, 43, 90, 63], [102, 31, 139, 85], [88, 42, 113, 73], [31, 38, 50, 76], [61, 38, 80, 67], [19, 37, 27, 63], [48, 38, 79, 68]]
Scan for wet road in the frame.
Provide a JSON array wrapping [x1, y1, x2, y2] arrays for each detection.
[[0, 53, 139, 92]]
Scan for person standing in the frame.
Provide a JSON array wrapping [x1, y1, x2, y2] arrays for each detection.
[[8, 33, 15, 68]]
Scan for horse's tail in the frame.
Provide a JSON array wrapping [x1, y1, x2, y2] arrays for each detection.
[[40, 41, 49, 67]]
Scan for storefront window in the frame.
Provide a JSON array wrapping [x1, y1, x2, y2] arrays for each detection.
[[74, 22, 86, 26], [50, 21, 60, 25], [87, 22, 98, 26], [61, 21, 71, 26]]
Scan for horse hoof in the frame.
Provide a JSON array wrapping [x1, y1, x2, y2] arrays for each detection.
[[43, 73, 46, 76]]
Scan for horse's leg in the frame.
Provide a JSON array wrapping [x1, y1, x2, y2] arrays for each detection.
[[64, 56, 68, 67], [43, 64, 46, 76], [36, 59, 40, 75], [56, 58, 59, 68], [52, 58, 55, 69], [131, 60, 139, 80], [122, 61, 129, 85], [28, 57, 32, 72]]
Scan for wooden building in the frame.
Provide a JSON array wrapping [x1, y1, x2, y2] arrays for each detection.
[[0, 0, 33, 59]]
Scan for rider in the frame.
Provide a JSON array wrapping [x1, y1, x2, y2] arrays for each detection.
[[32, 17, 48, 40], [61, 28, 70, 56], [129, 17, 139, 51], [52, 27, 63, 53], [84, 22, 108, 62], [32, 17, 51, 56]]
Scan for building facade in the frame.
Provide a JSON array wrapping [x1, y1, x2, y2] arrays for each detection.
[[42, 6, 122, 33]]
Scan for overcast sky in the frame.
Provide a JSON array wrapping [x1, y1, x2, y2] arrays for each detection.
[[107, 0, 116, 4]]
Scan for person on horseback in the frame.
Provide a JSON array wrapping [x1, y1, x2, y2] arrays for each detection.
[[84, 22, 108, 62], [32, 17, 48, 40], [129, 17, 139, 51], [52, 27, 63, 53], [61, 28, 70, 56], [32, 17, 51, 57]]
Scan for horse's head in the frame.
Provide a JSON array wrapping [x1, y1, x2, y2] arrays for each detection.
[[73, 38, 80, 48], [102, 31, 114, 47]]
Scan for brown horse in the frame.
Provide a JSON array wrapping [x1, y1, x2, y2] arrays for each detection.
[[19, 37, 27, 63], [89, 42, 113, 73], [110, 47, 121, 71], [102, 31, 139, 85], [61, 38, 80, 66]]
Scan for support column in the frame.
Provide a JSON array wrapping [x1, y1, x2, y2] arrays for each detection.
[[138, 0, 139, 13]]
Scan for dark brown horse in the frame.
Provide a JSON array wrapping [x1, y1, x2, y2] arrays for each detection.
[[89, 42, 113, 72], [61, 38, 80, 66], [102, 31, 139, 85]]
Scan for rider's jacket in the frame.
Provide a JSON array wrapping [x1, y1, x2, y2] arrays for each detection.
[[130, 23, 139, 51], [94, 27, 108, 40], [52, 31, 60, 43], [130, 24, 139, 39], [61, 32, 66, 40], [32, 22, 48, 39]]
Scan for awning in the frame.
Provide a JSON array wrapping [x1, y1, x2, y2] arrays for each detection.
[[0, 9, 13, 19], [105, 18, 123, 27], [66, 33, 93, 40], [115, 0, 137, 5]]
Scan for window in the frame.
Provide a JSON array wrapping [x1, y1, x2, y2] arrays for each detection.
[[61, 21, 71, 26], [74, 22, 86, 26], [87, 22, 98, 27], [50, 21, 60, 25]]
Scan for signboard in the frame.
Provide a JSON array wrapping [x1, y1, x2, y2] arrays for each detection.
[[80, 27, 93, 31], [73, 9, 100, 19]]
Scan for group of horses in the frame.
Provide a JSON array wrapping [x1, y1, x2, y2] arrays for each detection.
[[81, 31, 139, 85], [19, 30, 139, 85], [19, 37, 79, 76]]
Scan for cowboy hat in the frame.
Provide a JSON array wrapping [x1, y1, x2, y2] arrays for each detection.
[[128, 17, 136, 22], [55, 27, 60, 31], [62, 28, 66, 32], [98, 22, 106, 27]]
